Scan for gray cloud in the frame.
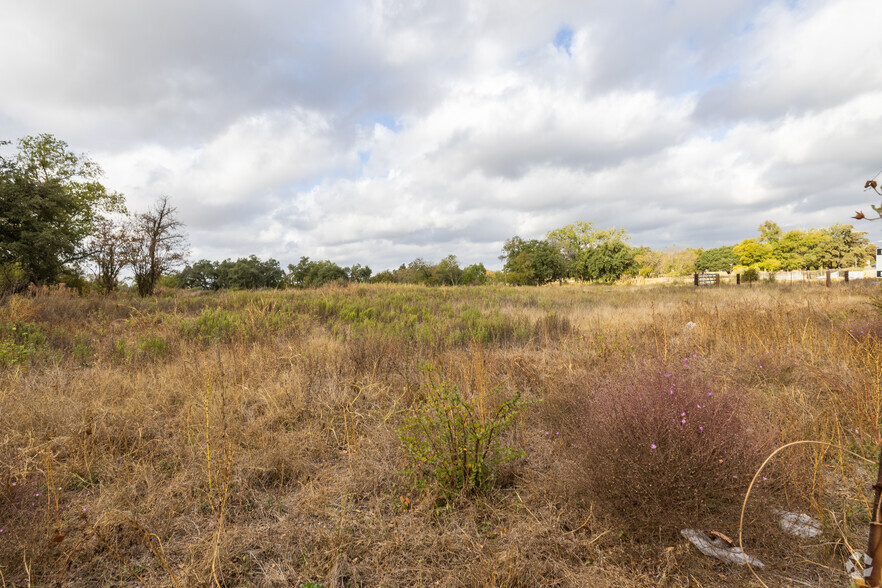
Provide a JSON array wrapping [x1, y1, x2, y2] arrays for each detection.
[[2, 0, 881, 275]]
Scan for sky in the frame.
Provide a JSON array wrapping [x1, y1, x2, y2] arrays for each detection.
[[2, 0, 882, 271]]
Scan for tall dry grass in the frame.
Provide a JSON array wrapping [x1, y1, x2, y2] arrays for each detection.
[[0, 280, 878, 586]]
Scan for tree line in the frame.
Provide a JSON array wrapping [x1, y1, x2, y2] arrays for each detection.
[[2, 134, 878, 296]]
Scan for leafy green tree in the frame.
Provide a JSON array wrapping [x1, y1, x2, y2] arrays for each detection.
[[771, 229, 826, 270], [232, 255, 284, 289], [433, 254, 463, 286], [407, 258, 435, 285], [286, 257, 348, 288], [733, 238, 772, 268], [311, 260, 348, 286], [346, 263, 372, 283], [0, 135, 124, 291], [461, 263, 488, 285], [632, 247, 697, 277], [546, 221, 628, 278], [369, 269, 396, 283], [178, 259, 219, 289], [823, 223, 872, 268], [695, 246, 739, 273], [500, 237, 565, 286], [573, 240, 636, 283], [757, 220, 782, 244]]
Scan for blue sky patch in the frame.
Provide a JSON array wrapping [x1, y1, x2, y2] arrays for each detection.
[[371, 114, 402, 132], [553, 27, 574, 55]]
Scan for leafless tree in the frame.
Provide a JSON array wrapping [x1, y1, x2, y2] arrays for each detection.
[[89, 216, 128, 294], [125, 196, 188, 297]]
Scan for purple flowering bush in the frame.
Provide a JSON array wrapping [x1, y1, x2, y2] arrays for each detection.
[[563, 357, 775, 536]]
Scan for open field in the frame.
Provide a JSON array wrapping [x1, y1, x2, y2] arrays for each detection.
[[1, 281, 881, 586]]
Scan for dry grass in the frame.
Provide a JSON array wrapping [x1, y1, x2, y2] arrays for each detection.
[[0, 280, 879, 586]]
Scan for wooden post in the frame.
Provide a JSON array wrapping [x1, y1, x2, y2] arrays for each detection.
[[845, 270, 850, 283], [868, 449, 882, 587], [693, 273, 699, 286], [736, 273, 741, 285], [825, 270, 831, 288]]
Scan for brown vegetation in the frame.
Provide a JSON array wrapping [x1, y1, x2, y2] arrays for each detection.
[[1, 281, 880, 586]]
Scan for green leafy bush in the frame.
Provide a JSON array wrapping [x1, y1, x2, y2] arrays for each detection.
[[0, 337, 30, 366], [399, 368, 530, 498], [182, 307, 240, 343], [137, 335, 169, 361], [0, 324, 44, 367]]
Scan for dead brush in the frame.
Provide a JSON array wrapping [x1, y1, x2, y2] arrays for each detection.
[[558, 357, 778, 539]]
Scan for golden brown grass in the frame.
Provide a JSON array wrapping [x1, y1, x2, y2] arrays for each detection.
[[0, 280, 879, 586]]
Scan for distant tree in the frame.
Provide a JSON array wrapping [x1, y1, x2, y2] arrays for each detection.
[[433, 254, 463, 286], [634, 247, 698, 277], [287, 256, 312, 287], [311, 260, 348, 286], [461, 263, 488, 285], [823, 223, 872, 268], [574, 240, 636, 283], [757, 220, 782, 244], [632, 246, 657, 277], [286, 256, 347, 288], [88, 216, 128, 293], [178, 259, 219, 289], [546, 221, 628, 279], [347, 263, 372, 283], [0, 135, 125, 291], [125, 195, 188, 297], [369, 269, 396, 284], [500, 237, 565, 286], [771, 229, 826, 270], [695, 246, 740, 273], [407, 258, 435, 285], [222, 255, 284, 289], [733, 238, 772, 268]]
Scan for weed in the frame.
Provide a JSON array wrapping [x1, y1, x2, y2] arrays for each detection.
[[0, 338, 30, 367], [137, 335, 168, 361], [398, 365, 530, 499]]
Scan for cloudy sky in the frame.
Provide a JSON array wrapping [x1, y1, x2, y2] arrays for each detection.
[[2, 0, 881, 270]]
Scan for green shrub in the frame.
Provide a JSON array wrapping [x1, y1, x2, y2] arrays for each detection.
[[0, 324, 43, 367], [0, 338, 30, 367], [742, 267, 759, 283], [72, 341, 93, 367], [113, 338, 134, 363], [183, 307, 240, 343], [137, 335, 169, 361], [399, 368, 530, 499]]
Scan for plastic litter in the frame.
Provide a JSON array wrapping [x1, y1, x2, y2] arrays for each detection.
[[773, 509, 822, 538], [845, 551, 872, 585], [680, 529, 764, 567]]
